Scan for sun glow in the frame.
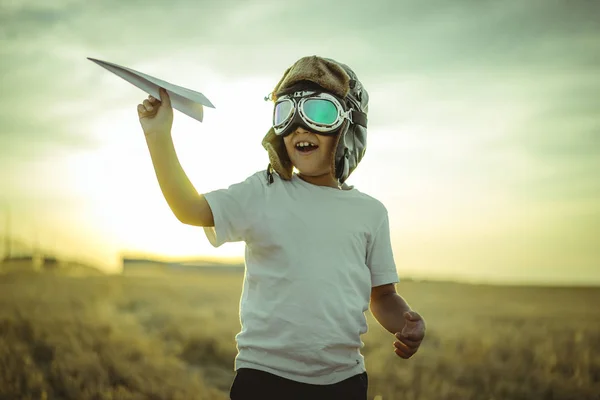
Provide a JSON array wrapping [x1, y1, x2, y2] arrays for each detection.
[[63, 75, 277, 268]]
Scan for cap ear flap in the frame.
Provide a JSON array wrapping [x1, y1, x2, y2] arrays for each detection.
[[262, 127, 293, 180], [331, 120, 350, 182]]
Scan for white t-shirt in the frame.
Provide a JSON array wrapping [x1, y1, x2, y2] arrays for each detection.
[[203, 170, 399, 385]]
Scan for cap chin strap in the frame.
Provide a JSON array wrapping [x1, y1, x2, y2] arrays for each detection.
[[335, 147, 350, 183], [266, 163, 275, 184]]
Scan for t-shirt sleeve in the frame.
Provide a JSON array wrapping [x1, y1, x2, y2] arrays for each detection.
[[202, 172, 265, 248], [366, 210, 400, 287]]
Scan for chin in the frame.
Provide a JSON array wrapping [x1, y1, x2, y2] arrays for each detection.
[[286, 147, 331, 177]]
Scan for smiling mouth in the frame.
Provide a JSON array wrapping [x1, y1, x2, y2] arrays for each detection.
[[295, 142, 319, 153]]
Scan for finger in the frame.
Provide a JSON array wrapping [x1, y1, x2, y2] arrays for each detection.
[[397, 330, 423, 341], [398, 336, 421, 348], [402, 333, 424, 342], [394, 346, 414, 359], [395, 340, 417, 357], [148, 95, 157, 103], [398, 331, 424, 342], [394, 340, 412, 353], [137, 104, 148, 115], [159, 87, 171, 106], [142, 99, 154, 112]]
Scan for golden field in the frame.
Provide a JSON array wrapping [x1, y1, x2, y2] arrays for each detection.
[[0, 268, 599, 400]]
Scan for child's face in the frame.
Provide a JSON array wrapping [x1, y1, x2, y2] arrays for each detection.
[[283, 127, 337, 179]]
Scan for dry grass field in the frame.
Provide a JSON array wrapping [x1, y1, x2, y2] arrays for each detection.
[[1, 268, 599, 400]]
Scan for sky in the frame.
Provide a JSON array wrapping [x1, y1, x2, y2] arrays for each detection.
[[0, 0, 598, 285]]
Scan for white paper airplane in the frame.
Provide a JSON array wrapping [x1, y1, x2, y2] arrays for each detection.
[[88, 57, 215, 122]]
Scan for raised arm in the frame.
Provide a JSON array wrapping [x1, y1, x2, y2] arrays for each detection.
[[138, 87, 214, 227]]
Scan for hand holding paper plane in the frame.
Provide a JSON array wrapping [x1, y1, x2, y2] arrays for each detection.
[[88, 57, 215, 122]]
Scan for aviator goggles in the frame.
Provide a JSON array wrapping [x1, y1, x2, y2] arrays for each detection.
[[272, 90, 367, 137]]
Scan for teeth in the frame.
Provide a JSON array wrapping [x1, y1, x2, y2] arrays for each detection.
[[296, 142, 315, 147]]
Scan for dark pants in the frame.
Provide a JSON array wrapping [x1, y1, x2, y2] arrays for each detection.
[[229, 368, 368, 400]]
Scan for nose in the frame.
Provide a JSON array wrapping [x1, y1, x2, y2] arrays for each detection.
[[293, 126, 311, 135]]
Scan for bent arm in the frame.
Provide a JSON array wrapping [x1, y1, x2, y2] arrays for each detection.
[[370, 284, 412, 334], [145, 131, 213, 227]]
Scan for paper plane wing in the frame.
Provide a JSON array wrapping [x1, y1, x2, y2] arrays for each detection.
[[88, 57, 215, 123]]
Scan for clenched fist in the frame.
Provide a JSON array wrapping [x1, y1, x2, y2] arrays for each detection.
[[137, 87, 173, 137]]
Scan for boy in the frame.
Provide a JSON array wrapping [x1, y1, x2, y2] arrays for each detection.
[[137, 56, 426, 400]]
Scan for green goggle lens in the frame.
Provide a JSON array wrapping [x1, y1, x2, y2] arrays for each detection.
[[303, 99, 338, 125]]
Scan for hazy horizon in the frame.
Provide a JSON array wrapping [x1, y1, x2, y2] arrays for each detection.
[[1, 0, 599, 285]]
